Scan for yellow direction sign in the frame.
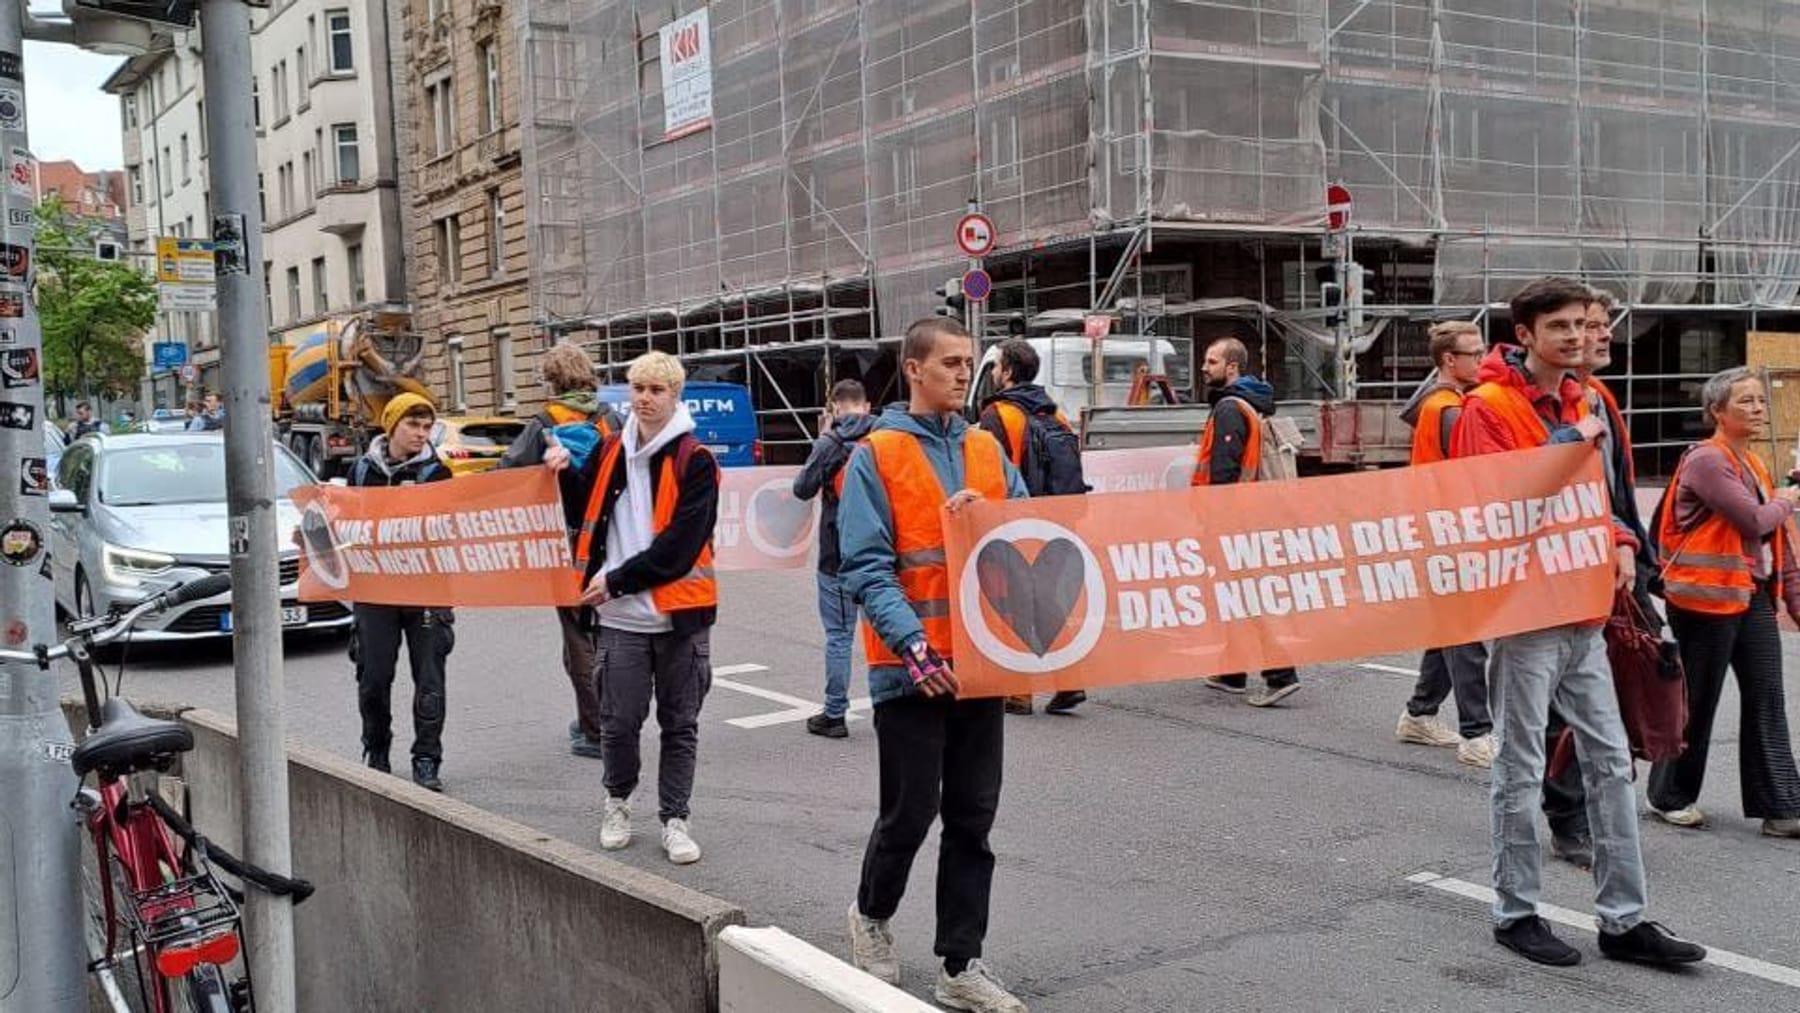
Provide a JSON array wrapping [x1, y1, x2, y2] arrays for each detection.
[[156, 236, 215, 285]]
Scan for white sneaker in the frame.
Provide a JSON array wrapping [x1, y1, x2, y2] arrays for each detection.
[[662, 818, 701, 864], [1457, 733, 1497, 769], [1396, 712, 1462, 748], [1652, 805, 1706, 828], [846, 902, 900, 985], [599, 797, 631, 850], [935, 959, 1028, 1013]]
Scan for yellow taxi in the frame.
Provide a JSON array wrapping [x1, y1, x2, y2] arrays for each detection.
[[433, 416, 527, 476]]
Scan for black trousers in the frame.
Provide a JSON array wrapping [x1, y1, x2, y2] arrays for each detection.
[[1214, 667, 1298, 689], [354, 605, 454, 761], [857, 694, 1005, 964], [1650, 594, 1800, 819]]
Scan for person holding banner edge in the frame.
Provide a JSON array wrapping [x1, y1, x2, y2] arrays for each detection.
[[547, 351, 719, 867], [837, 318, 1032, 1013], [1452, 276, 1705, 969], [1395, 321, 1496, 768], [1191, 337, 1303, 707], [346, 391, 456, 792], [497, 340, 623, 759], [792, 379, 878, 739]]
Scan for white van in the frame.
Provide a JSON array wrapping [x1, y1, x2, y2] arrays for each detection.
[[969, 335, 1192, 415]]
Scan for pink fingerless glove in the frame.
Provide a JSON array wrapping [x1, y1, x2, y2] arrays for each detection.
[[901, 638, 948, 686]]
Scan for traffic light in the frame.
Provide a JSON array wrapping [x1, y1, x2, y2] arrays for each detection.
[[94, 239, 122, 263], [1316, 264, 1343, 328], [935, 277, 966, 319]]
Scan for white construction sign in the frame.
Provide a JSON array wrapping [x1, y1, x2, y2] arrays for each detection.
[[659, 8, 713, 140]]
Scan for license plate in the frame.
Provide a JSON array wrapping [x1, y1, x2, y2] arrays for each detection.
[[219, 606, 308, 632]]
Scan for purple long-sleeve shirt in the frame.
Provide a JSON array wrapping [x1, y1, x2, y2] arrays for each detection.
[[1673, 442, 1800, 614]]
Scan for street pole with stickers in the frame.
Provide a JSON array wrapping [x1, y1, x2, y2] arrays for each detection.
[[0, 8, 85, 1012]]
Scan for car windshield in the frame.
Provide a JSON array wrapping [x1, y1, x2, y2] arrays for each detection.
[[451, 422, 524, 449], [98, 443, 311, 506]]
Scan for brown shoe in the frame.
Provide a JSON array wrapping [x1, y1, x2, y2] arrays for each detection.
[[1004, 695, 1034, 715], [1762, 818, 1800, 838]]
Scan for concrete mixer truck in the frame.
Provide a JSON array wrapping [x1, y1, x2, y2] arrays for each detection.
[[268, 308, 434, 479]]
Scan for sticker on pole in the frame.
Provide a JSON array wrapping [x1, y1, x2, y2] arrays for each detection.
[[0, 399, 33, 430], [961, 267, 993, 303], [0, 53, 20, 82], [7, 148, 32, 199], [1, 347, 36, 387], [1, 519, 41, 566], [956, 212, 997, 258], [0, 88, 21, 130], [1327, 182, 1353, 232], [0, 243, 28, 281], [18, 456, 47, 496]]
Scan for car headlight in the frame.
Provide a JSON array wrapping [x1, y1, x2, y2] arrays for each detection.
[[101, 544, 177, 587]]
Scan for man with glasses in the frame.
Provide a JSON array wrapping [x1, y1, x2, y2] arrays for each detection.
[[1395, 321, 1496, 768]]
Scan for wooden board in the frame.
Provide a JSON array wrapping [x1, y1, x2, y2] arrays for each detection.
[[1745, 332, 1800, 478]]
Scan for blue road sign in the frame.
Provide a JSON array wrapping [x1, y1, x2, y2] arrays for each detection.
[[152, 342, 188, 371], [962, 267, 993, 302]]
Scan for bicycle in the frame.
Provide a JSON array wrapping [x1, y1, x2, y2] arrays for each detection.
[[0, 573, 314, 1013]]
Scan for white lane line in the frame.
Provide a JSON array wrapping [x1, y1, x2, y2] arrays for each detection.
[[1359, 663, 1421, 676], [710, 664, 871, 728], [1406, 871, 1800, 989]]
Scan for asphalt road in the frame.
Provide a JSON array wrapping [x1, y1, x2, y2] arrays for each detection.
[[90, 570, 1800, 1011]]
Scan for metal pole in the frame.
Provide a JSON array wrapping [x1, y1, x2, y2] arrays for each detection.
[[0, 10, 86, 1008], [198, 0, 297, 1007]]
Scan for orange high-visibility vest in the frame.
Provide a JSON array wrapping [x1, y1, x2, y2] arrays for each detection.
[[1411, 387, 1464, 465], [1192, 397, 1262, 486], [858, 428, 1009, 667], [543, 401, 614, 436], [1657, 438, 1785, 616], [991, 400, 1074, 470], [1464, 379, 1589, 448], [572, 433, 717, 613]]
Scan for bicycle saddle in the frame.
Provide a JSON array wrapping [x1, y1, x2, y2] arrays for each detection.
[[72, 698, 195, 780]]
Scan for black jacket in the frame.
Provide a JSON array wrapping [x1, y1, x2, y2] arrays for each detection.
[[347, 441, 451, 488], [1204, 376, 1278, 485], [791, 412, 879, 576], [560, 432, 719, 634], [977, 383, 1063, 467]]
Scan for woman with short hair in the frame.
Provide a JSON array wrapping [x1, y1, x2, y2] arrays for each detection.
[[1648, 366, 1800, 838]]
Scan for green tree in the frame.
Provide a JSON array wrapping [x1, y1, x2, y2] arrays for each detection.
[[34, 196, 156, 405]]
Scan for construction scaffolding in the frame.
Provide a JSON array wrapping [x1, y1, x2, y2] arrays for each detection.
[[515, 0, 1800, 470]]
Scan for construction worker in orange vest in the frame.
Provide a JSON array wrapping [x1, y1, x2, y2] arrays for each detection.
[[978, 337, 1089, 718], [546, 351, 719, 867], [1395, 321, 1495, 767], [838, 318, 1031, 1013], [499, 340, 623, 759], [1191, 337, 1301, 707], [1452, 276, 1705, 971]]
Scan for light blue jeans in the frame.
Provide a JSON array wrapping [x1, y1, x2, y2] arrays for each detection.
[[817, 571, 856, 718], [1489, 624, 1646, 934]]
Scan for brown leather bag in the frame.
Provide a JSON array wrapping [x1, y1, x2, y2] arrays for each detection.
[[1549, 590, 1688, 777]]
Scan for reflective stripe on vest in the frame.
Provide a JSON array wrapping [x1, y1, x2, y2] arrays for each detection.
[[1192, 396, 1262, 486], [858, 428, 1009, 667], [1657, 438, 1782, 616], [571, 434, 718, 613]]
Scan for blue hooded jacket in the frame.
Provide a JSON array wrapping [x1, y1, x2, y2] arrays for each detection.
[[836, 404, 1030, 704]]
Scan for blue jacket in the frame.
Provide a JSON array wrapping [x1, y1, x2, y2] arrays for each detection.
[[837, 405, 1030, 705]]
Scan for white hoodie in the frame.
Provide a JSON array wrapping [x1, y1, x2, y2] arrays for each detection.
[[598, 402, 698, 633]]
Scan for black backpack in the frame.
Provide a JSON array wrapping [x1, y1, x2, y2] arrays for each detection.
[[1020, 406, 1089, 497]]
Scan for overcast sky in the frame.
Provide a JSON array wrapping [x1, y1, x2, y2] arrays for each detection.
[[24, 32, 128, 171]]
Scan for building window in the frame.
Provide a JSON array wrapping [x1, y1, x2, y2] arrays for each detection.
[[129, 166, 143, 205], [180, 134, 190, 183], [122, 94, 137, 129], [264, 262, 274, 323], [346, 242, 365, 304], [447, 335, 466, 412], [257, 172, 266, 219], [428, 80, 454, 157], [493, 330, 516, 409], [252, 78, 261, 128], [296, 46, 309, 109], [160, 147, 171, 195], [278, 163, 293, 218], [487, 189, 504, 276], [479, 41, 501, 134], [196, 100, 206, 155], [302, 151, 315, 206], [286, 266, 301, 321], [436, 214, 461, 287], [311, 257, 328, 315], [332, 124, 360, 184], [272, 62, 288, 123], [328, 10, 355, 73]]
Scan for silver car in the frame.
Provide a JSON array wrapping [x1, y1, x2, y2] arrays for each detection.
[[47, 431, 354, 640]]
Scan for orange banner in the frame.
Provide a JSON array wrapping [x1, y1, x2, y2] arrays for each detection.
[[295, 468, 581, 607], [945, 444, 1615, 698], [714, 465, 818, 571]]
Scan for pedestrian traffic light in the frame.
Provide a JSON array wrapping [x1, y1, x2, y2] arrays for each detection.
[[94, 239, 123, 263], [935, 278, 966, 319], [1316, 264, 1343, 328]]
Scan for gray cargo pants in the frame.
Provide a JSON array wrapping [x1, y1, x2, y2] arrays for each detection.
[[597, 626, 712, 822]]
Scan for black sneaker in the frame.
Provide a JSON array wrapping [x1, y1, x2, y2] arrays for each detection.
[[570, 735, 605, 759], [1045, 690, 1087, 714], [805, 713, 848, 739], [1551, 833, 1595, 871], [364, 749, 390, 774], [412, 757, 444, 793], [1598, 921, 1706, 967], [1494, 915, 1582, 966], [1004, 695, 1035, 715]]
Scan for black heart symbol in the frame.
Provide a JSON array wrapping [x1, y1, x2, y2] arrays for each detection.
[[751, 485, 813, 548], [975, 538, 1086, 657], [300, 505, 347, 586]]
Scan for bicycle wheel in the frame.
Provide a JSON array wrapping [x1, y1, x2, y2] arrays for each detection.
[[81, 833, 153, 1013], [172, 963, 235, 1013]]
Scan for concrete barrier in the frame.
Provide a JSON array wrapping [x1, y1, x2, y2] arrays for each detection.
[[718, 926, 938, 1013], [175, 708, 744, 1012]]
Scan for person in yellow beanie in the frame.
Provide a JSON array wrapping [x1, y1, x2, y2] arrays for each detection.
[[347, 391, 455, 791]]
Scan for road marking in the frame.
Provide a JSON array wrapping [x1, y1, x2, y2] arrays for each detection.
[[1359, 663, 1420, 676], [1406, 871, 1800, 989], [711, 664, 871, 729]]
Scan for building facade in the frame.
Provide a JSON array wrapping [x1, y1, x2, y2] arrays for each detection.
[[400, 0, 531, 417], [33, 160, 128, 221], [106, 3, 410, 410]]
